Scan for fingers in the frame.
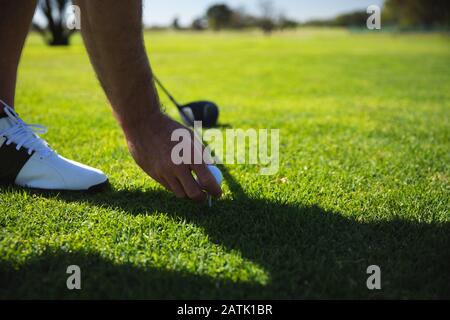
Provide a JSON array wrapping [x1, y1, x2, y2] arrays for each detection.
[[191, 163, 222, 198], [155, 175, 185, 199], [176, 169, 207, 202], [132, 114, 222, 202], [160, 170, 207, 202], [169, 132, 219, 202], [189, 134, 222, 198], [166, 175, 187, 199], [157, 176, 172, 192]]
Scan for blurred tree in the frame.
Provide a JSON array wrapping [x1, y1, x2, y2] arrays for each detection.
[[258, 0, 276, 34], [206, 4, 233, 30], [229, 6, 250, 29], [259, 18, 276, 34], [200, 2, 298, 32], [33, 0, 75, 46], [384, 0, 450, 28], [230, 6, 262, 30], [278, 13, 299, 30], [333, 10, 368, 27], [172, 17, 181, 30], [191, 17, 208, 31]]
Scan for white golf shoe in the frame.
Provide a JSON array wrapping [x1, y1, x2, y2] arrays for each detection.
[[0, 100, 108, 191]]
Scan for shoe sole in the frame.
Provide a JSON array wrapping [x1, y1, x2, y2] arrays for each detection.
[[0, 179, 110, 194], [87, 180, 110, 193]]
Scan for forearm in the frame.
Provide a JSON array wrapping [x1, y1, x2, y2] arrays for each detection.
[[74, 1, 222, 201], [75, 0, 161, 130]]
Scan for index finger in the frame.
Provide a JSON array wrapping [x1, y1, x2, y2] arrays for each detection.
[[191, 163, 222, 198]]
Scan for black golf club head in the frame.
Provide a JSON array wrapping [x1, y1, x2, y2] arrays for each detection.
[[179, 101, 219, 128]]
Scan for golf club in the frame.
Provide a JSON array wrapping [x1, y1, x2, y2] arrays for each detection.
[[153, 75, 219, 128]]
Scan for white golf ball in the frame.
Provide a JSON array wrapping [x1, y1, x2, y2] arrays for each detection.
[[207, 165, 223, 186]]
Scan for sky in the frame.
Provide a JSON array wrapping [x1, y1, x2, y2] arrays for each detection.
[[143, 0, 385, 26], [33, 0, 385, 27]]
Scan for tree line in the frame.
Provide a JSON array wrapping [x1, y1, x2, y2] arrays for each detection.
[[33, 0, 450, 46], [187, 1, 298, 33], [304, 0, 450, 29]]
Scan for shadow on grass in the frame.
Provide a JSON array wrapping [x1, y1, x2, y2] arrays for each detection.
[[1, 166, 449, 299]]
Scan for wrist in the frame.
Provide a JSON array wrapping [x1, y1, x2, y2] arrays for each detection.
[[118, 105, 163, 138]]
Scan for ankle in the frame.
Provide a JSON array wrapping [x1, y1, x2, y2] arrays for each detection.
[[0, 100, 11, 117]]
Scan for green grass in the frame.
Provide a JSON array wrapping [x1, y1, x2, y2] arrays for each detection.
[[1, 29, 449, 299]]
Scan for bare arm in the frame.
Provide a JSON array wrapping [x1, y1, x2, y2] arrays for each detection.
[[75, 0, 221, 201]]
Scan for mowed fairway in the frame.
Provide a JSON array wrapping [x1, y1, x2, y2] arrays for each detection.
[[0, 29, 449, 299]]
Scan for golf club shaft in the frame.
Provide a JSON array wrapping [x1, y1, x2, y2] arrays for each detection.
[[153, 75, 182, 109]]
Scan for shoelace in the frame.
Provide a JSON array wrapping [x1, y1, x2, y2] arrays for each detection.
[[0, 100, 54, 157]]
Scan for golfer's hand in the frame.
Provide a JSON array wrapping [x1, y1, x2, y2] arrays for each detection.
[[123, 112, 222, 202]]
